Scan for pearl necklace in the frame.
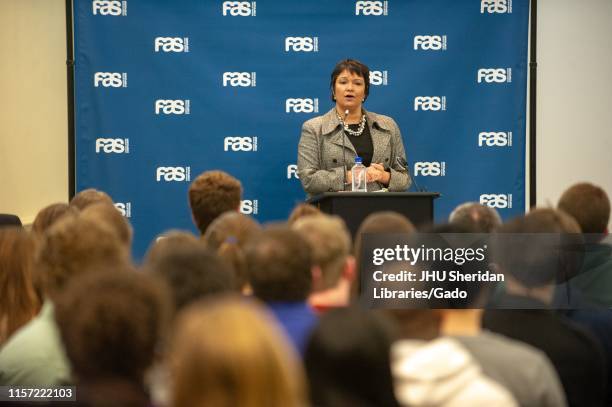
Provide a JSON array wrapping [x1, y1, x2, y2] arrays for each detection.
[[337, 112, 367, 137]]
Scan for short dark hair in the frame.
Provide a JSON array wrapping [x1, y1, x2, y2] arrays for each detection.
[[304, 307, 398, 407], [55, 270, 170, 383], [558, 182, 610, 234], [146, 244, 236, 312], [144, 230, 201, 265], [493, 208, 581, 287], [353, 211, 415, 297], [188, 171, 242, 235], [424, 223, 491, 307], [245, 227, 312, 302], [330, 59, 370, 102]]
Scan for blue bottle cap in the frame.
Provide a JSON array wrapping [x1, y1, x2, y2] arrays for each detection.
[[354, 156, 362, 164]]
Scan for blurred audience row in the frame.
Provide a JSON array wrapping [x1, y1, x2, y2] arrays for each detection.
[[0, 171, 611, 407]]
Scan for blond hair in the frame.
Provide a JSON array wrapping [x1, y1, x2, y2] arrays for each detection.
[[81, 202, 133, 248], [171, 296, 307, 407], [288, 203, 322, 226], [292, 214, 351, 290], [204, 212, 261, 290], [69, 188, 113, 210]]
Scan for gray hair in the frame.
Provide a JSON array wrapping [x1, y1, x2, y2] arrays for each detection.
[[448, 202, 502, 232]]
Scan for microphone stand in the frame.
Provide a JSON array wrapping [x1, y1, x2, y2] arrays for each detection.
[[341, 109, 349, 189]]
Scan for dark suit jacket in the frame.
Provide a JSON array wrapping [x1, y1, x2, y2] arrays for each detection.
[[483, 294, 607, 407]]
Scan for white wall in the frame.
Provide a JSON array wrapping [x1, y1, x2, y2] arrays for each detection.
[[1, 1, 611, 226], [0, 0, 68, 225], [537, 0, 612, 228]]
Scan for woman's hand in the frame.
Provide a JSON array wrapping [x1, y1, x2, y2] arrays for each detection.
[[367, 163, 390, 185]]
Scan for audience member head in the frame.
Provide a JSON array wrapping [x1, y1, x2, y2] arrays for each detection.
[[424, 223, 493, 308], [384, 309, 442, 341], [204, 212, 261, 292], [0, 214, 23, 229], [354, 211, 416, 261], [146, 244, 236, 314], [292, 215, 353, 293], [449, 201, 502, 232], [245, 227, 312, 302], [188, 170, 242, 235], [558, 182, 610, 235], [493, 208, 581, 291], [353, 211, 416, 298], [55, 270, 170, 386], [144, 230, 201, 265], [69, 188, 113, 210], [31, 203, 79, 238], [304, 307, 399, 407], [287, 203, 322, 226], [81, 202, 133, 249], [204, 212, 261, 250], [0, 229, 40, 344], [36, 215, 130, 300], [170, 296, 307, 407]]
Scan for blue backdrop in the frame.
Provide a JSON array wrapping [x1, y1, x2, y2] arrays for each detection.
[[74, 0, 528, 259]]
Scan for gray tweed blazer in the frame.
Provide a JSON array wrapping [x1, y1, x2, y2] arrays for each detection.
[[297, 108, 411, 197]]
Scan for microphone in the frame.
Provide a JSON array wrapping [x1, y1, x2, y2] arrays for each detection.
[[341, 109, 349, 189], [397, 156, 426, 192]]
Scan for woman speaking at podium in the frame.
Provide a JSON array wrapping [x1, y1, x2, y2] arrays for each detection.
[[297, 59, 411, 197]]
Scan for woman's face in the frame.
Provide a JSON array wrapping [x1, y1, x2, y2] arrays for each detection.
[[334, 69, 366, 112]]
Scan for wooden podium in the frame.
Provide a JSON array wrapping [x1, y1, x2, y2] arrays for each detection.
[[306, 192, 440, 236]]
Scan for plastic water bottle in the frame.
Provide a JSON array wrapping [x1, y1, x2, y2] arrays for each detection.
[[351, 157, 367, 192]]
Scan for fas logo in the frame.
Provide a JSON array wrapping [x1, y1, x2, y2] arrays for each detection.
[[155, 100, 190, 115], [94, 72, 127, 88], [355, 1, 388, 16], [285, 37, 319, 52], [480, 194, 513, 209], [222, 1, 256, 16], [414, 161, 446, 177], [413, 35, 447, 50], [224, 137, 258, 152], [92, 0, 127, 16], [478, 132, 513, 147], [481, 0, 512, 14], [240, 200, 259, 215], [114, 202, 132, 218], [156, 166, 191, 182], [95, 138, 130, 154], [223, 72, 256, 87], [414, 96, 446, 111], [154, 37, 189, 53]]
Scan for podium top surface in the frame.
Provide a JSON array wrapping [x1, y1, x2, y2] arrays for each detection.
[[306, 191, 440, 204]]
